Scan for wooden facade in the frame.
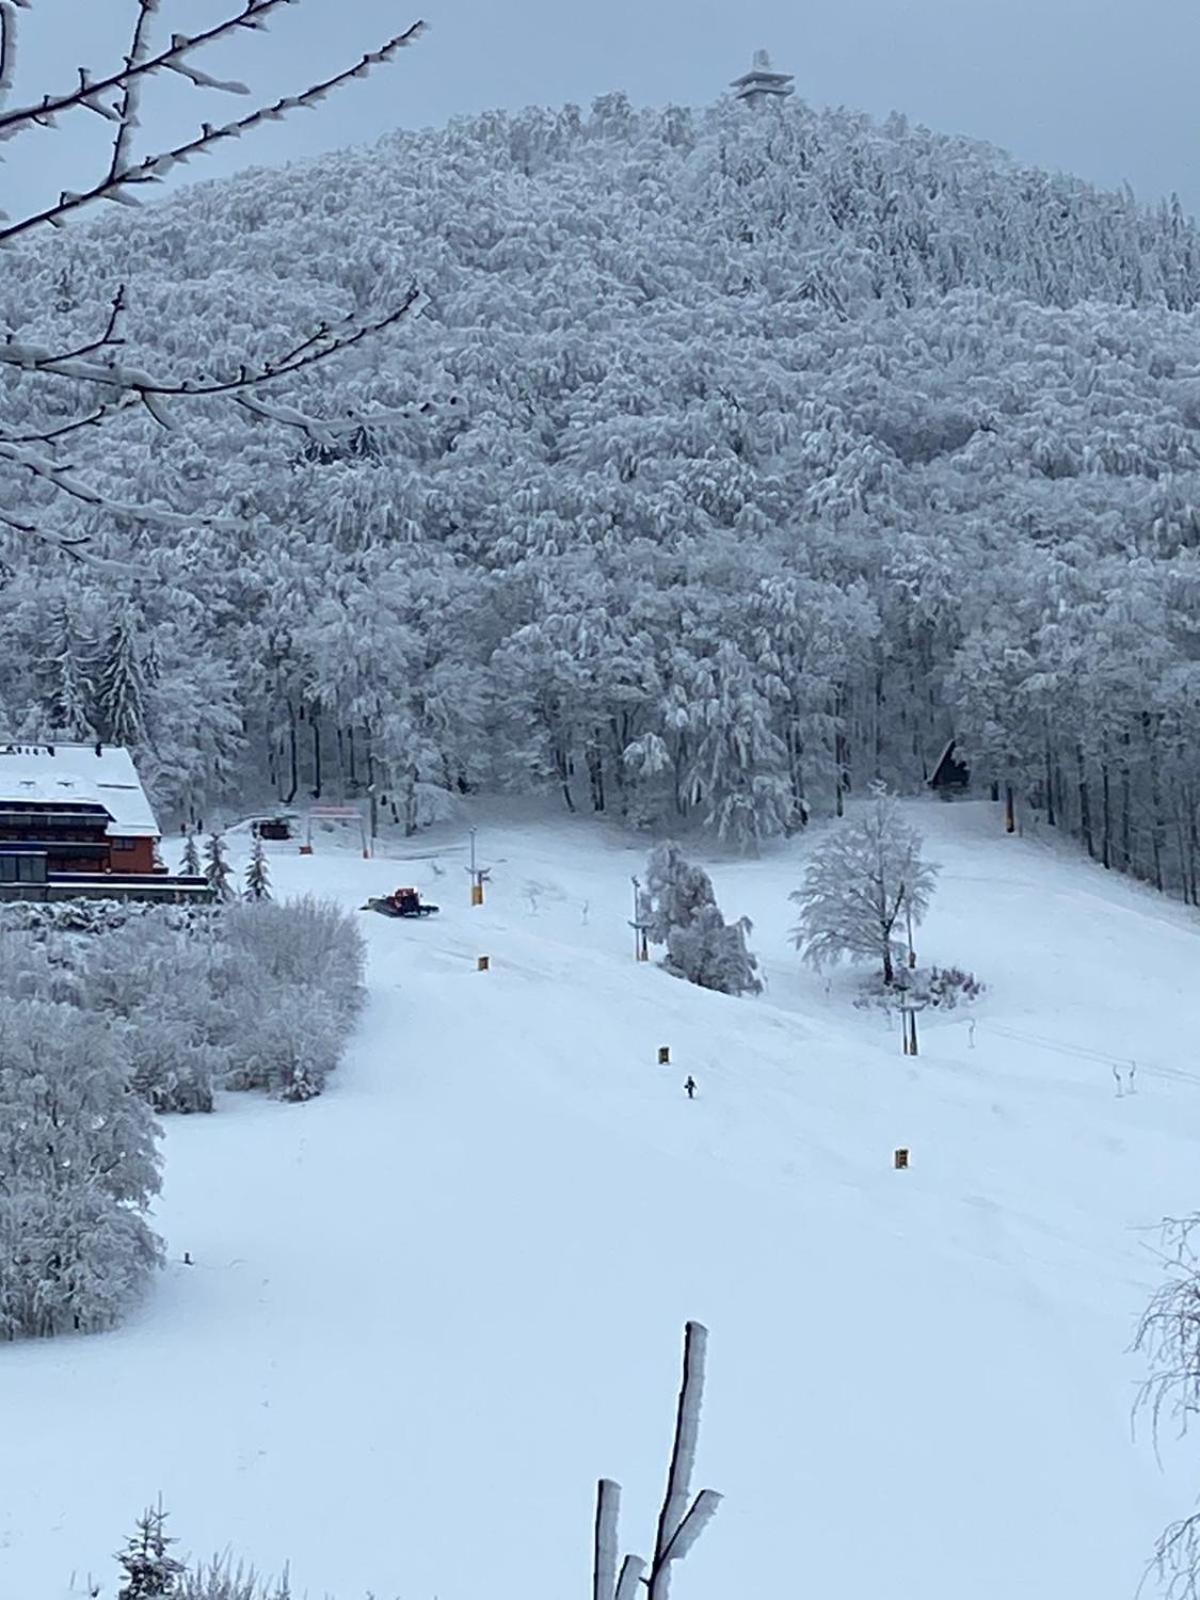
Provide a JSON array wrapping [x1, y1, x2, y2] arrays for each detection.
[[0, 741, 209, 902]]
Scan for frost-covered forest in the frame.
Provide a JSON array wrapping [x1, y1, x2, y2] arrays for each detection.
[[3, 93, 1200, 891]]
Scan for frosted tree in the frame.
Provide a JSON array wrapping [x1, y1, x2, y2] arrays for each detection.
[[639, 843, 718, 946], [182, 830, 202, 877], [116, 1502, 184, 1600], [640, 842, 761, 995], [790, 785, 939, 987], [245, 834, 272, 901], [44, 601, 96, 739], [0, 999, 163, 1339], [0, 0, 426, 557], [202, 832, 234, 902], [95, 612, 146, 747], [665, 904, 762, 996]]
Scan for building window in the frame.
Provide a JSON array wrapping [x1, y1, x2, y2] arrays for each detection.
[[112, 838, 135, 851], [0, 855, 46, 883]]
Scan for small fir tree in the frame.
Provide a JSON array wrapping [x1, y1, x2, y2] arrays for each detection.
[[95, 611, 146, 748], [182, 830, 201, 877], [117, 1502, 184, 1600], [244, 834, 272, 901], [202, 832, 234, 902]]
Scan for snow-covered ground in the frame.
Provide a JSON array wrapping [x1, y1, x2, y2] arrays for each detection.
[[4, 798, 1200, 1600]]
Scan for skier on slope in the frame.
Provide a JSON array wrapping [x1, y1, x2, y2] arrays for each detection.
[[684, 1075, 696, 1099]]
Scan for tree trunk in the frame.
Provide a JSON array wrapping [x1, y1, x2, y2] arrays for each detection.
[[1004, 784, 1015, 834], [587, 739, 605, 813], [284, 700, 298, 806], [1044, 739, 1056, 828], [555, 746, 575, 813], [311, 712, 322, 799], [1101, 761, 1111, 869], [1076, 744, 1093, 859]]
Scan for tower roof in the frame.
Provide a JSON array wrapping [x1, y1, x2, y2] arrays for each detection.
[[730, 48, 795, 100]]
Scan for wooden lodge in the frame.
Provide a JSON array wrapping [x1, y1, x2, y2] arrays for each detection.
[[0, 741, 211, 903]]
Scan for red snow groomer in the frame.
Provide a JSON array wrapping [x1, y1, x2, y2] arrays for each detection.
[[364, 885, 440, 918]]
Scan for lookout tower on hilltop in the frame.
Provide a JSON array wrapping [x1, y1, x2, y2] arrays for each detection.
[[730, 49, 794, 107]]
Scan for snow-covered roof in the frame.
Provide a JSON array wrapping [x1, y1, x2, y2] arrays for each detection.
[[0, 742, 159, 838]]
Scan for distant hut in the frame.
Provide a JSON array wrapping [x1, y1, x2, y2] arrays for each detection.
[[928, 740, 969, 798]]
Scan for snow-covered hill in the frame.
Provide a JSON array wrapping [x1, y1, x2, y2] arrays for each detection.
[[4, 798, 1199, 1599]]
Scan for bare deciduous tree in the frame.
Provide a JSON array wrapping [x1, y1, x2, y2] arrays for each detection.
[[593, 1320, 722, 1600], [0, 0, 425, 556], [1134, 1216, 1200, 1598]]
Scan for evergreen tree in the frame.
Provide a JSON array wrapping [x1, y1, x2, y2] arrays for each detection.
[[639, 842, 761, 995], [639, 842, 718, 946], [116, 1502, 184, 1599], [202, 832, 234, 902], [244, 833, 272, 901], [790, 785, 939, 987], [45, 601, 96, 740], [182, 830, 202, 877], [95, 612, 145, 749]]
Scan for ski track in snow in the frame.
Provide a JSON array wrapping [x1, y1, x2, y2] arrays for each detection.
[[3, 798, 1199, 1600]]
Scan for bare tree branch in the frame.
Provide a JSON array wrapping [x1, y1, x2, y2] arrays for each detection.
[[106, 2, 158, 187], [0, 4, 429, 547], [0, 20, 426, 246], [1134, 1217, 1200, 1598], [592, 1323, 721, 1600], [0, 0, 295, 140], [0, 0, 30, 113]]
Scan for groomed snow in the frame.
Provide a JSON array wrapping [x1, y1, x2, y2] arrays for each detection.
[[4, 798, 1199, 1600]]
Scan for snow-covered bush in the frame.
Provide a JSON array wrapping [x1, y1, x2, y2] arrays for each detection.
[[640, 842, 761, 996], [790, 788, 939, 987], [176, 1561, 293, 1600], [222, 989, 344, 1102], [222, 896, 366, 1025], [0, 1000, 163, 1340], [212, 898, 365, 1098], [924, 965, 984, 1009]]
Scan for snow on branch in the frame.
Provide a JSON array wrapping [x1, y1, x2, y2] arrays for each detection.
[[0, 18, 426, 246], [593, 1322, 722, 1600], [0, 0, 294, 141], [0, 4, 428, 551]]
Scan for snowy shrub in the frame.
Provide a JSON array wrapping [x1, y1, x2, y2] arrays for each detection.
[[222, 989, 344, 1102], [790, 787, 939, 988], [213, 898, 365, 1099], [924, 965, 985, 1009], [640, 842, 761, 996], [176, 1561, 293, 1600], [222, 896, 366, 1024], [84, 919, 221, 1113], [0, 1000, 163, 1339]]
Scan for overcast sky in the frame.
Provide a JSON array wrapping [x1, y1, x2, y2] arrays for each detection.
[[5, 0, 1199, 231]]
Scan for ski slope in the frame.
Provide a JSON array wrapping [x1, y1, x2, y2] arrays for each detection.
[[4, 798, 1200, 1600]]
